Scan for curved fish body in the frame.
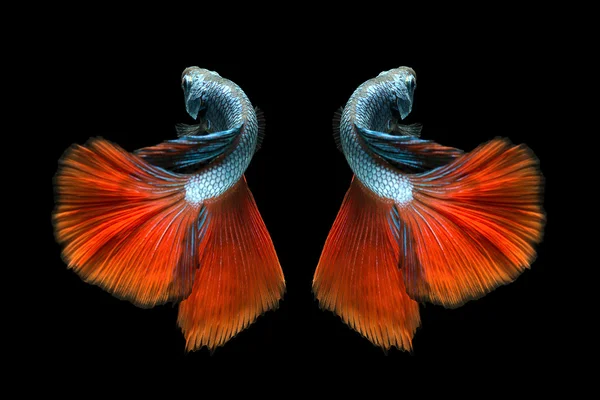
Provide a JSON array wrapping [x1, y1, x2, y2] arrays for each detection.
[[137, 67, 262, 200], [314, 67, 544, 351], [176, 68, 257, 200], [341, 67, 418, 203], [54, 67, 284, 352]]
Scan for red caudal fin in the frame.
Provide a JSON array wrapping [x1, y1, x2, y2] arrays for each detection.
[[177, 177, 285, 352], [313, 178, 421, 351], [53, 138, 203, 308], [399, 138, 545, 308]]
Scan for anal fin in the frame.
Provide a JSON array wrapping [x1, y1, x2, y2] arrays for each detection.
[[177, 177, 285, 351], [313, 178, 420, 351]]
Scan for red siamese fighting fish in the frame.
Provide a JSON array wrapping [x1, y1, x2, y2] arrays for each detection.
[[313, 67, 544, 351], [53, 67, 285, 351]]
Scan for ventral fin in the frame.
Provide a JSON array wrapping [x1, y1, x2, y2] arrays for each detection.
[[135, 124, 242, 171], [356, 124, 463, 173], [175, 121, 212, 137], [176, 107, 212, 137], [386, 120, 422, 137]]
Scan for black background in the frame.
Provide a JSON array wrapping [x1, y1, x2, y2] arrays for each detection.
[[37, 15, 567, 374]]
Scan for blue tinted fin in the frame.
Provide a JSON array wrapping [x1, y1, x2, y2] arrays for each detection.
[[135, 124, 242, 171], [356, 124, 463, 172]]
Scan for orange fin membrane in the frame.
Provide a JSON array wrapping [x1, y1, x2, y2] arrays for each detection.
[[177, 177, 285, 352], [313, 178, 421, 351], [399, 138, 545, 308], [53, 138, 204, 308]]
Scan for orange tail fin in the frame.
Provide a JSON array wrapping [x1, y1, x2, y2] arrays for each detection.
[[313, 178, 421, 351], [177, 177, 285, 352], [399, 138, 545, 308], [53, 138, 202, 308]]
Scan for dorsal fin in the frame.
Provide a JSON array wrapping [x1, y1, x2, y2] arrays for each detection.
[[332, 107, 344, 152], [255, 107, 266, 153]]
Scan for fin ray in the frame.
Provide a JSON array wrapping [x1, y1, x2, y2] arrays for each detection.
[[135, 125, 242, 171], [356, 124, 463, 172], [332, 107, 344, 152], [54, 138, 205, 308], [396, 138, 545, 308], [313, 178, 420, 351], [255, 107, 266, 152], [177, 177, 285, 351]]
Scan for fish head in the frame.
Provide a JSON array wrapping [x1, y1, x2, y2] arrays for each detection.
[[380, 67, 417, 120], [181, 67, 221, 120]]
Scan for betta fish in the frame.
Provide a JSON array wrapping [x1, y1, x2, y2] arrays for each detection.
[[53, 67, 285, 351], [313, 67, 544, 351]]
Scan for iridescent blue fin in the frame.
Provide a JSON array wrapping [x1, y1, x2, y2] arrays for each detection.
[[356, 124, 463, 172], [135, 124, 242, 171]]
